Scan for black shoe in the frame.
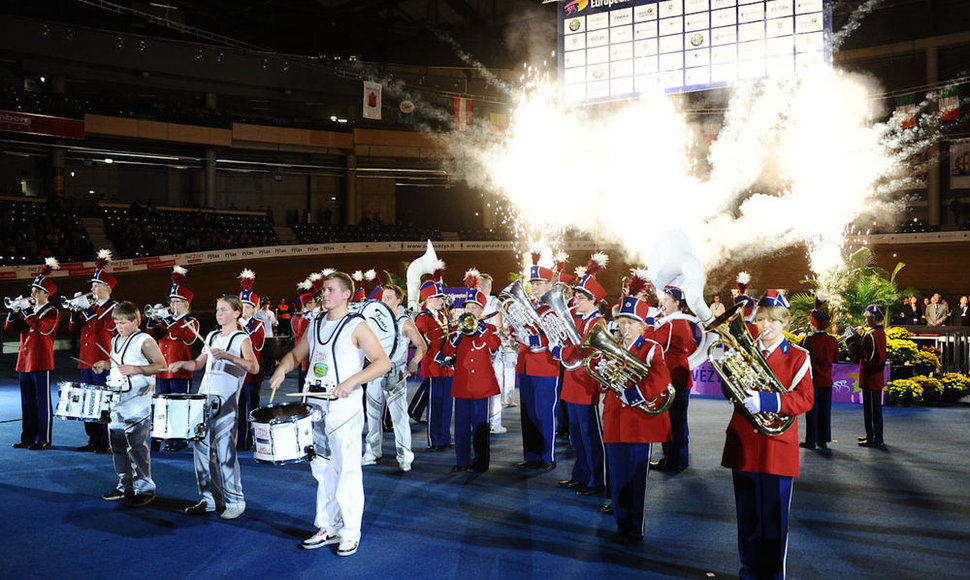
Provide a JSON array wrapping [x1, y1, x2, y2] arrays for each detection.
[[28, 442, 51, 450], [577, 484, 606, 496], [858, 440, 877, 447], [470, 464, 489, 473], [622, 535, 643, 546], [600, 502, 613, 514], [12, 442, 30, 449], [163, 442, 186, 452], [450, 465, 470, 473], [857, 436, 870, 442], [94, 446, 112, 455], [514, 460, 540, 470], [606, 531, 627, 544], [536, 462, 557, 472], [799, 442, 816, 450], [77, 444, 97, 452], [150, 441, 161, 452], [558, 479, 583, 489], [184, 500, 213, 515], [649, 460, 667, 469], [817, 442, 828, 449], [101, 489, 128, 501], [129, 493, 155, 508]]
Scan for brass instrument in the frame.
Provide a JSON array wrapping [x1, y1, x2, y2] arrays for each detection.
[[538, 285, 585, 370], [582, 322, 675, 415], [837, 324, 865, 344], [144, 303, 173, 320], [456, 311, 500, 336], [61, 292, 96, 312], [706, 303, 795, 436], [498, 280, 545, 350], [4, 295, 34, 312]]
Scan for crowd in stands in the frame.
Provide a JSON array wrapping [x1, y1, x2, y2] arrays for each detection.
[[102, 203, 279, 258], [897, 293, 970, 327], [293, 223, 442, 244], [0, 198, 94, 265]]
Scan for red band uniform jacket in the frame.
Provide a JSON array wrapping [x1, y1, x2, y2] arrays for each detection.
[[515, 303, 560, 377], [653, 314, 698, 390], [848, 327, 887, 391], [149, 314, 200, 380], [6, 303, 59, 372], [69, 299, 116, 370], [802, 332, 839, 388], [601, 336, 673, 444], [556, 310, 602, 406], [442, 323, 501, 398], [415, 308, 455, 378], [721, 338, 815, 477], [242, 317, 266, 385]]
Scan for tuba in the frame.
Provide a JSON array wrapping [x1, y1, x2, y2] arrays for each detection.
[[582, 322, 675, 415], [706, 303, 795, 436], [538, 285, 585, 370], [498, 279, 545, 351], [405, 240, 440, 313]]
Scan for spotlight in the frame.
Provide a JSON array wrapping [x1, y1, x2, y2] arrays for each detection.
[[65, 29, 74, 40], [196, 49, 203, 60], [348, 55, 357, 63], [282, 61, 289, 72], [217, 52, 224, 63], [139, 40, 147, 51], [117, 36, 124, 48], [39, 76, 46, 83], [42, 24, 50, 36], [262, 58, 269, 69]]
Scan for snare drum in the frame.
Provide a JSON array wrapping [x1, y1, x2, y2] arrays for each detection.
[[55, 382, 114, 423], [151, 394, 208, 441], [250, 403, 316, 464]]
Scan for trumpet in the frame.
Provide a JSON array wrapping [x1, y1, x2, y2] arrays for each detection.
[[61, 292, 96, 312], [456, 311, 500, 336], [144, 303, 173, 320], [4, 295, 34, 312], [837, 325, 864, 344], [582, 322, 675, 415]]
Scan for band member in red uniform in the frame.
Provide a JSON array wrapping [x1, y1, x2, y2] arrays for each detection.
[[598, 292, 672, 546], [441, 270, 501, 472], [413, 263, 455, 450], [734, 271, 759, 340], [71, 249, 118, 454], [236, 269, 266, 451], [293, 272, 324, 389], [514, 250, 561, 471], [651, 284, 698, 473], [800, 296, 838, 450], [847, 304, 888, 448], [721, 290, 814, 580], [7, 258, 60, 450], [554, 253, 608, 496], [147, 265, 200, 451]]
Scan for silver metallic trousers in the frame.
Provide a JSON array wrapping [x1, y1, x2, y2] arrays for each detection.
[[193, 393, 244, 509]]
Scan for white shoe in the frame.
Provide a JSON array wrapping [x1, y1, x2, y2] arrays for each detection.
[[220, 505, 245, 520], [399, 461, 412, 472], [361, 454, 380, 466], [490, 425, 508, 434], [300, 529, 340, 549], [337, 539, 359, 556]]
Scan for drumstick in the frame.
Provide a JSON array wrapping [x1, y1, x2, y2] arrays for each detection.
[[70, 356, 96, 367], [284, 392, 337, 399], [97, 344, 121, 366]]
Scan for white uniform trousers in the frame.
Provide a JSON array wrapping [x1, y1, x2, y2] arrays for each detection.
[[363, 369, 414, 467], [310, 395, 365, 543], [109, 412, 155, 495], [490, 350, 517, 430], [193, 393, 245, 510]]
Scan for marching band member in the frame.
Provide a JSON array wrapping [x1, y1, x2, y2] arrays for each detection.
[[721, 290, 814, 580], [514, 250, 560, 471], [847, 304, 888, 448], [6, 258, 60, 450], [362, 283, 425, 471], [735, 272, 759, 339], [147, 265, 200, 452], [478, 272, 511, 433], [441, 270, 501, 472], [268, 271, 391, 556], [71, 249, 118, 454], [600, 291, 672, 546], [554, 253, 608, 496], [651, 283, 698, 473], [552, 252, 574, 442], [800, 296, 838, 450], [235, 269, 266, 451], [413, 263, 455, 451], [92, 301, 167, 508], [293, 272, 324, 389], [170, 295, 259, 520]]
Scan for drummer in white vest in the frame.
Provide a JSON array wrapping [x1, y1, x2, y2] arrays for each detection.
[[92, 301, 168, 508], [169, 295, 259, 520], [269, 271, 391, 556]]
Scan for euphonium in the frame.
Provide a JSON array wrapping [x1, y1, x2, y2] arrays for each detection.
[[498, 280, 545, 350], [706, 303, 795, 436], [456, 311, 500, 336], [538, 285, 584, 370], [581, 322, 675, 415]]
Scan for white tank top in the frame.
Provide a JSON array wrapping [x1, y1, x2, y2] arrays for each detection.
[[199, 329, 249, 399], [392, 313, 410, 367], [110, 331, 154, 418], [306, 314, 364, 410]]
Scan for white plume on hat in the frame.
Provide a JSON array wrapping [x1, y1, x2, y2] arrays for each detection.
[[352, 270, 364, 282], [238, 268, 256, 280], [736, 271, 751, 285], [574, 266, 587, 277], [364, 269, 376, 281], [172, 265, 188, 276], [45, 257, 60, 271], [298, 279, 312, 291]]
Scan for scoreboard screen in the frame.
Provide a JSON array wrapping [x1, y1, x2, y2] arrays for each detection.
[[557, 0, 833, 104]]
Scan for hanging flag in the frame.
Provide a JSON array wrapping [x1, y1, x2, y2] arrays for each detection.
[[363, 81, 382, 120], [454, 97, 472, 131], [894, 94, 917, 129], [951, 138, 970, 189], [939, 85, 960, 122], [489, 112, 507, 135], [398, 98, 415, 126]]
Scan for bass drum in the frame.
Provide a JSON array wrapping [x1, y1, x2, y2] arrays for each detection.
[[348, 299, 399, 362]]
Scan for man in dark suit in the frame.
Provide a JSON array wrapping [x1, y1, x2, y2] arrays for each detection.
[[954, 296, 970, 327]]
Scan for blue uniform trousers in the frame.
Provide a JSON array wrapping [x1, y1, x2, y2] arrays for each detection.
[[804, 386, 832, 445], [518, 374, 560, 463], [660, 387, 690, 469], [19, 371, 52, 446], [453, 397, 489, 469], [862, 389, 884, 444], [605, 442, 652, 538], [426, 377, 453, 448], [155, 378, 191, 395], [81, 368, 109, 448], [408, 379, 429, 421], [567, 401, 605, 487], [732, 470, 793, 580]]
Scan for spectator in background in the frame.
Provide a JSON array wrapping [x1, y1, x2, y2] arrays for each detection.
[[925, 293, 947, 327], [709, 294, 726, 319], [920, 297, 930, 325], [898, 296, 921, 326], [954, 296, 969, 326]]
